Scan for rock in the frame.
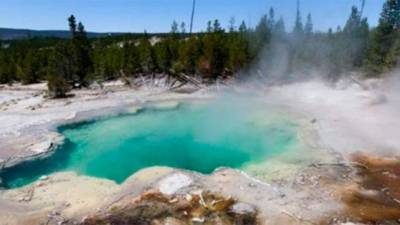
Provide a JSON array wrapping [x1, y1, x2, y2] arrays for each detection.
[[248, 182, 256, 188], [185, 194, 193, 201], [89, 81, 102, 90], [192, 217, 205, 223], [151, 219, 163, 225], [169, 198, 178, 203], [39, 175, 49, 181], [368, 93, 387, 105], [80, 216, 88, 223], [295, 174, 306, 185], [80, 190, 260, 225], [229, 203, 257, 216], [339, 223, 363, 225], [310, 175, 320, 186], [158, 173, 193, 195], [162, 217, 186, 225], [127, 106, 142, 114], [149, 101, 180, 111]]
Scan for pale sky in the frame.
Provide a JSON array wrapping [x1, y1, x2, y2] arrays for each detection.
[[0, 0, 385, 32]]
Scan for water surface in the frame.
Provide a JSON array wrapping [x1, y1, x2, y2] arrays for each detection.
[[0, 101, 297, 188]]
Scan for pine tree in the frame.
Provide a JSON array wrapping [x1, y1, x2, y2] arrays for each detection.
[[47, 42, 72, 98], [255, 15, 270, 43], [387, 30, 400, 66], [211, 20, 227, 77], [98, 45, 124, 80], [73, 22, 93, 86], [171, 21, 179, 34], [289, 1, 306, 75], [6, 0, 400, 85], [380, 0, 400, 29], [0, 51, 14, 84], [154, 41, 172, 73], [47, 73, 71, 98], [17, 49, 40, 84], [206, 21, 212, 33], [274, 17, 286, 38], [228, 21, 249, 72], [123, 42, 140, 76], [46, 15, 93, 95], [180, 22, 186, 35], [304, 13, 313, 35], [138, 33, 156, 74], [268, 8, 275, 31], [179, 36, 200, 74], [198, 20, 227, 79], [238, 21, 247, 33], [229, 17, 236, 32], [68, 15, 77, 38], [341, 6, 369, 68], [213, 19, 222, 32], [293, 0, 304, 36], [156, 21, 181, 74], [343, 7, 363, 35], [365, 0, 400, 74], [46, 15, 94, 87]]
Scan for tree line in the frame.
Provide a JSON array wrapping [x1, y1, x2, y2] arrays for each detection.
[[0, 0, 399, 97]]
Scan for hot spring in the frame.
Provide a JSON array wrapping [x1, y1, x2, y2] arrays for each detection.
[[0, 99, 298, 188]]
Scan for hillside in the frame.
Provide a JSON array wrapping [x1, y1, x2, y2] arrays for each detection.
[[0, 28, 127, 40]]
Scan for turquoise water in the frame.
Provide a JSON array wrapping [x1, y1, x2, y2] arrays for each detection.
[[0, 101, 297, 188]]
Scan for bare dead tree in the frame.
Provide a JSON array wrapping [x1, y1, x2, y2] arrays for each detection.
[[190, 0, 196, 33]]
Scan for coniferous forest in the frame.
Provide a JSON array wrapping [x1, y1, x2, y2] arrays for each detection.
[[0, 0, 399, 97]]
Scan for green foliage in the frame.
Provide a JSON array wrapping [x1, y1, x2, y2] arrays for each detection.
[[342, 6, 369, 68], [293, 3, 304, 36], [178, 36, 200, 74], [138, 34, 156, 74], [254, 15, 271, 50], [122, 41, 140, 76], [47, 74, 71, 98], [93, 44, 124, 81], [73, 22, 93, 85], [47, 43, 72, 97], [365, 0, 400, 75], [227, 23, 250, 72], [45, 15, 93, 89], [68, 15, 77, 37], [16, 49, 40, 84], [387, 30, 400, 66], [1, 0, 399, 88], [198, 20, 228, 78], [304, 13, 313, 35]]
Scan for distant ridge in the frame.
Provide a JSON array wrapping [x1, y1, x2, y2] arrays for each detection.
[[0, 28, 129, 40]]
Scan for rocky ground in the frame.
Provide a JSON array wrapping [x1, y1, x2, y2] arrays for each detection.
[[0, 78, 399, 225]]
